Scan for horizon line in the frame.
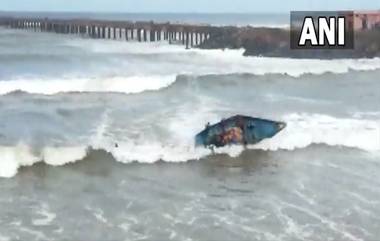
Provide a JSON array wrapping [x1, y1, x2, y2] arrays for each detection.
[[1, 9, 378, 14]]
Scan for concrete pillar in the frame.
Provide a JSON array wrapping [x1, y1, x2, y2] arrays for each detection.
[[108, 27, 111, 39], [150, 30, 155, 42], [143, 29, 147, 42], [90, 26, 95, 38], [137, 29, 141, 42], [186, 32, 189, 49], [125, 28, 128, 41]]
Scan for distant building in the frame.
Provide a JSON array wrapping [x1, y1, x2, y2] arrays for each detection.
[[352, 11, 380, 30]]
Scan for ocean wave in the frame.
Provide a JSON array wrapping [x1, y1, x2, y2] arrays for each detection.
[[0, 113, 378, 178], [0, 75, 177, 95], [1, 67, 380, 96]]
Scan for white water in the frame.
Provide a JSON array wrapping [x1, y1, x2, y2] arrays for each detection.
[[0, 29, 380, 178], [0, 112, 378, 178], [1, 21, 380, 241], [1, 35, 380, 95]]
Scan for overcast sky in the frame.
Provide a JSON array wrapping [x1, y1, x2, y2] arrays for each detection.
[[1, 0, 379, 13]]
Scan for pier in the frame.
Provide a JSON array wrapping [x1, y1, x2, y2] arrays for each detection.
[[0, 17, 215, 48]]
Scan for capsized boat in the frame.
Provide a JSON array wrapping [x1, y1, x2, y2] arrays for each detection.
[[195, 115, 286, 148]]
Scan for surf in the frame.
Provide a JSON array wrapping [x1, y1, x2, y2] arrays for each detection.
[[0, 111, 378, 178]]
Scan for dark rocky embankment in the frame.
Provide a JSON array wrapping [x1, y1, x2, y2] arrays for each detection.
[[199, 27, 380, 59]]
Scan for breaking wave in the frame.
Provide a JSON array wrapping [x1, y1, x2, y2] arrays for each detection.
[[1, 34, 380, 178], [0, 75, 177, 95], [1, 54, 380, 95], [0, 112, 379, 178]]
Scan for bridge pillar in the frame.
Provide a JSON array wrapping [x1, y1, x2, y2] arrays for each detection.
[[90, 26, 94, 38], [143, 29, 147, 42], [186, 32, 189, 49], [137, 29, 141, 42], [150, 30, 155, 42]]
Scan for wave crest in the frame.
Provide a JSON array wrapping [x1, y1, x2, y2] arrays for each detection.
[[1, 113, 378, 178]]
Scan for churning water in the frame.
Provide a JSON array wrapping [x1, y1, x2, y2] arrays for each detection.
[[0, 26, 379, 241]]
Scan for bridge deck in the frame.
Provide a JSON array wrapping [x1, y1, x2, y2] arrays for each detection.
[[0, 17, 221, 48]]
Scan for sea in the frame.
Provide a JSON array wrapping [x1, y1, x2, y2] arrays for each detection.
[[0, 13, 380, 241]]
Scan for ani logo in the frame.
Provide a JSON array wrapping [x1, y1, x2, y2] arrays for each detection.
[[291, 11, 354, 49]]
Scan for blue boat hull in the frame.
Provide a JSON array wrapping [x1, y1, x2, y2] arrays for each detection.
[[195, 115, 286, 148]]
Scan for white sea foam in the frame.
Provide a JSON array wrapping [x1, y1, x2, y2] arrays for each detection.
[[0, 145, 88, 178], [1, 39, 380, 95], [0, 144, 39, 178], [1, 112, 377, 178], [0, 75, 177, 95], [254, 113, 380, 152], [1, 36, 379, 178], [32, 207, 57, 226], [42, 146, 88, 166]]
